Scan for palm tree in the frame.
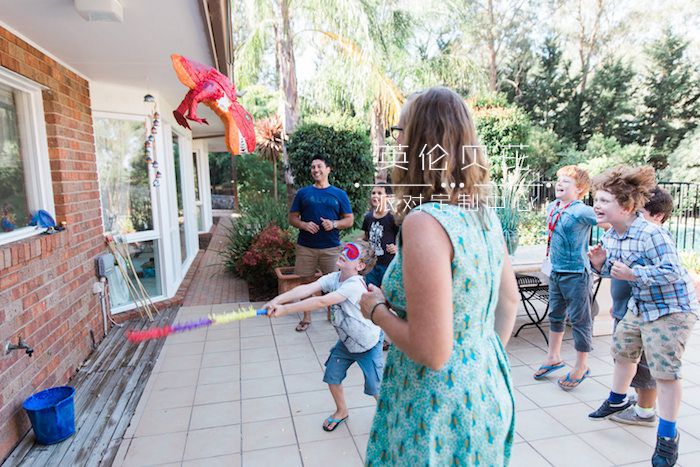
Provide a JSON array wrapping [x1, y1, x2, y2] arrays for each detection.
[[255, 116, 285, 200]]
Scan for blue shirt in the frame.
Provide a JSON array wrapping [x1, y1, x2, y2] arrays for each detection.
[[598, 215, 699, 322], [547, 199, 597, 273], [290, 185, 352, 249]]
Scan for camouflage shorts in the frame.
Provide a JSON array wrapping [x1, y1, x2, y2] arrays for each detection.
[[611, 311, 697, 381]]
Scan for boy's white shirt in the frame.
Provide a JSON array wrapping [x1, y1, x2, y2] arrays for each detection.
[[317, 272, 381, 353]]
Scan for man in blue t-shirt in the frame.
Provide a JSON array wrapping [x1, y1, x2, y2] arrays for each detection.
[[289, 156, 354, 332]]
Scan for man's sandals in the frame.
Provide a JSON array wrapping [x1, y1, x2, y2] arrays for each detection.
[[295, 320, 311, 332]]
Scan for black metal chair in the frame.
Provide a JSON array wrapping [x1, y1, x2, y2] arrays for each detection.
[[515, 273, 550, 343], [514, 273, 604, 344]]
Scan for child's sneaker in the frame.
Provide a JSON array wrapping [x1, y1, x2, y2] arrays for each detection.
[[652, 432, 679, 467], [611, 405, 657, 427], [588, 399, 632, 420]]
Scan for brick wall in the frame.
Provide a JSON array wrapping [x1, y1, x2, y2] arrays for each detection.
[[0, 27, 106, 461]]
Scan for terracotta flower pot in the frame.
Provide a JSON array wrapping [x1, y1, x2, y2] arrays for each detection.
[[274, 267, 329, 320], [274, 267, 322, 295]]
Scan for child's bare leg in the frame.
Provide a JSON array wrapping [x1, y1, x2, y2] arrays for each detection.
[[637, 387, 657, 409], [325, 384, 348, 429], [612, 360, 638, 394], [573, 351, 589, 377], [656, 379, 682, 422], [535, 331, 564, 375]]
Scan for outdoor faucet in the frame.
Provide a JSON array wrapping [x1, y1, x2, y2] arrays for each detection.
[[4, 335, 34, 357]]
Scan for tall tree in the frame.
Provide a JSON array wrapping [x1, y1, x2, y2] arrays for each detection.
[[637, 30, 700, 169], [512, 37, 579, 139], [449, 0, 535, 92], [580, 58, 636, 144]]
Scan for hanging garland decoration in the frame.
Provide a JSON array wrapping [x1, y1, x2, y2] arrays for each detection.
[[143, 100, 162, 187]]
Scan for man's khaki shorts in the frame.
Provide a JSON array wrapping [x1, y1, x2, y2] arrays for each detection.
[[294, 244, 341, 277], [612, 310, 697, 381]]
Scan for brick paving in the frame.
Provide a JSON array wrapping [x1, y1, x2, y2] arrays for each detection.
[[183, 212, 249, 306]]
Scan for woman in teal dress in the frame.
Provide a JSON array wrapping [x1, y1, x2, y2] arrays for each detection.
[[360, 87, 520, 466]]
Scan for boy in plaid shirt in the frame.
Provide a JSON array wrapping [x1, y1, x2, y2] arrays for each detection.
[[587, 167, 698, 467]]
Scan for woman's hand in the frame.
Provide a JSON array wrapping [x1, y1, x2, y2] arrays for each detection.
[[386, 243, 398, 255], [360, 284, 387, 322]]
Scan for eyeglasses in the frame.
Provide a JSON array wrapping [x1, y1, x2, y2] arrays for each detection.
[[341, 242, 361, 262], [389, 125, 403, 141]]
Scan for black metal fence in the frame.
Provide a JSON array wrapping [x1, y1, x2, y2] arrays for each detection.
[[527, 180, 700, 252]]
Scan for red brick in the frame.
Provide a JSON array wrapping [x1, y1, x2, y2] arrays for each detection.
[[0, 26, 104, 462]]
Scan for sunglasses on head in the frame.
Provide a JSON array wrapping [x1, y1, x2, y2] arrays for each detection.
[[341, 242, 361, 262]]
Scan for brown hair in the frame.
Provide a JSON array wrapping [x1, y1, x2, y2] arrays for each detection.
[[354, 240, 377, 276], [644, 186, 674, 223], [592, 166, 657, 211], [556, 165, 592, 198], [391, 87, 490, 221]]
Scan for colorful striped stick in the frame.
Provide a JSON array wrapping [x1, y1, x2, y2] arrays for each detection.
[[126, 306, 269, 343]]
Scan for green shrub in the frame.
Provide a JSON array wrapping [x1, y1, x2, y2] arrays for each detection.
[[471, 96, 532, 178], [221, 194, 294, 275], [554, 135, 648, 178], [287, 121, 375, 228], [518, 208, 547, 246]]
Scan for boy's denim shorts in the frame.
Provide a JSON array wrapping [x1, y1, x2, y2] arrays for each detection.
[[323, 337, 385, 396]]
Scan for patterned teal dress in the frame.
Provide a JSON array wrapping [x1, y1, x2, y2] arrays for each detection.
[[365, 203, 515, 466]]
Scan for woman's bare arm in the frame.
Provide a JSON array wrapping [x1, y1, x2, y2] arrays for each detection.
[[494, 252, 519, 346], [370, 212, 454, 370]]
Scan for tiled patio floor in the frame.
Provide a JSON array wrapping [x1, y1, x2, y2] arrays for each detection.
[[183, 214, 249, 306], [113, 304, 700, 467]]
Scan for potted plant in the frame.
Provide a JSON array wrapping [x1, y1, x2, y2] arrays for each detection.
[[496, 155, 530, 256]]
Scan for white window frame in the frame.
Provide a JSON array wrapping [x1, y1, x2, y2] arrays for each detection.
[[0, 66, 53, 246], [167, 127, 197, 276], [93, 112, 167, 313], [192, 140, 213, 233]]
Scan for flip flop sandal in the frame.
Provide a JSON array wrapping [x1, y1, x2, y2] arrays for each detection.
[[557, 369, 591, 391], [322, 415, 348, 432], [533, 362, 565, 380], [295, 320, 311, 332]]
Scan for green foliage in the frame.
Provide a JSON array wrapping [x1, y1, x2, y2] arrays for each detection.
[[208, 152, 285, 199], [471, 97, 532, 177], [518, 209, 547, 246], [238, 154, 285, 202], [209, 152, 232, 189], [239, 85, 280, 120], [581, 59, 637, 144], [554, 135, 648, 178], [287, 121, 375, 228], [637, 30, 700, 169], [525, 127, 571, 176], [511, 37, 578, 136], [661, 129, 700, 183]]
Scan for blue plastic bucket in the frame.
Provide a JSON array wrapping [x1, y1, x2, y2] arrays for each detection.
[[22, 386, 76, 445]]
